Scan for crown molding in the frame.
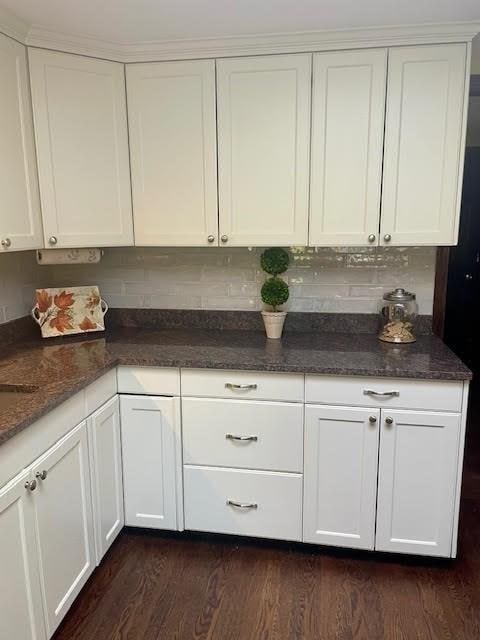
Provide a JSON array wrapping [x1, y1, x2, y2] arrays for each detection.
[[0, 6, 30, 44], [25, 21, 480, 63]]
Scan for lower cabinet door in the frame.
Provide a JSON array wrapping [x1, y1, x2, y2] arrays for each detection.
[[184, 466, 303, 541], [0, 470, 46, 640], [303, 405, 380, 549], [88, 396, 124, 564], [376, 410, 461, 557], [120, 395, 181, 530], [32, 421, 95, 637]]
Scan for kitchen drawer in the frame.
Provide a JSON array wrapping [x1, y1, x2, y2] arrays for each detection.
[[182, 398, 303, 472], [305, 375, 463, 413], [183, 466, 302, 541], [181, 369, 304, 402], [117, 366, 180, 396]]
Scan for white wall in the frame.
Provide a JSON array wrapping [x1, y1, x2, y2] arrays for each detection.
[[48, 246, 436, 315]]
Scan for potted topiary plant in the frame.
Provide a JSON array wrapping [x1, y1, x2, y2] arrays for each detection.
[[260, 247, 290, 339]]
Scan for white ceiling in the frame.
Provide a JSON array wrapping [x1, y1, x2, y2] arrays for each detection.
[[1, 0, 480, 44]]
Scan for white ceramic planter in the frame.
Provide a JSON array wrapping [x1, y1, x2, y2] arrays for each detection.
[[261, 310, 287, 339]]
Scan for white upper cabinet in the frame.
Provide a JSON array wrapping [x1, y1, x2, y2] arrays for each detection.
[[376, 410, 461, 557], [28, 49, 133, 248], [0, 34, 43, 252], [309, 49, 387, 247], [217, 54, 311, 246], [380, 44, 467, 246], [127, 60, 218, 246]]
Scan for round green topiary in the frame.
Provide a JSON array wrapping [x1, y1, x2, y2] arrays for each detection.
[[260, 247, 290, 276], [261, 277, 289, 312]]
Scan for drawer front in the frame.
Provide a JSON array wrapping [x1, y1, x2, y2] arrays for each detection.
[[305, 375, 463, 412], [181, 369, 304, 402], [184, 466, 302, 541], [117, 366, 180, 396], [182, 398, 303, 472]]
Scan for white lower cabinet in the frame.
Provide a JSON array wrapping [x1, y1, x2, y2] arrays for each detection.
[[120, 395, 182, 530], [0, 469, 46, 640], [303, 405, 380, 549], [88, 396, 124, 564], [32, 421, 95, 637], [375, 410, 461, 557], [184, 466, 303, 541]]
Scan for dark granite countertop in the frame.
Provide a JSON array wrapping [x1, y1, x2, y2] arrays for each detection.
[[0, 327, 471, 447]]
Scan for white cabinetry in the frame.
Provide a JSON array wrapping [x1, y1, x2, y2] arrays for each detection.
[[28, 49, 133, 248], [216, 54, 311, 246], [0, 33, 42, 252], [376, 410, 461, 557], [120, 395, 182, 530], [309, 49, 386, 246], [88, 396, 124, 564], [32, 421, 95, 637], [381, 44, 467, 246], [184, 466, 303, 541], [303, 405, 380, 549], [127, 60, 218, 246], [0, 469, 46, 640]]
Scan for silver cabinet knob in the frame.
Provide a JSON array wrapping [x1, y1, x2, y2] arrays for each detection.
[[25, 479, 37, 492], [383, 234, 392, 242], [385, 417, 394, 425], [221, 235, 228, 243], [49, 236, 58, 245], [369, 416, 377, 424], [35, 470, 48, 481], [1, 238, 11, 248], [207, 235, 215, 243], [368, 234, 376, 243]]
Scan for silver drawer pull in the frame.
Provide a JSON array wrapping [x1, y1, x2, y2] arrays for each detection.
[[363, 389, 399, 398], [226, 433, 258, 442], [226, 500, 258, 509], [225, 383, 257, 391]]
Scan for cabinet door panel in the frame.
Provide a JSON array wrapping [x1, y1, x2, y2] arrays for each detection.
[[217, 54, 311, 246], [28, 48, 133, 248], [33, 421, 95, 636], [303, 405, 380, 549], [376, 410, 460, 556], [88, 396, 124, 564], [0, 470, 45, 640], [120, 395, 181, 530], [0, 34, 42, 252], [309, 49, 386, 246], [381, 44, 467, 246], [127, 60, 218, 246]]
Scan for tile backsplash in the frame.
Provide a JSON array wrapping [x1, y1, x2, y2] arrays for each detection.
[[45, 246, 436, 316], [0, 251, 49, 324]]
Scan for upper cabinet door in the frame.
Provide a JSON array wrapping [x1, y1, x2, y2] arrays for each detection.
[[217, 54, 311, 246], [380, 44, 467, 246], [309, 49, 387, 247], [127, 60, 218, 246], [28, 49, 133, 248], [0, 34, 42, 252]]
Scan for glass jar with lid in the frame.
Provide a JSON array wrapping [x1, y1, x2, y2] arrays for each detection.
[[378, 288, 418, 344]]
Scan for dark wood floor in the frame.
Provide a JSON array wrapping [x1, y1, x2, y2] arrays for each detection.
[[54, 412, 480, 640]]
